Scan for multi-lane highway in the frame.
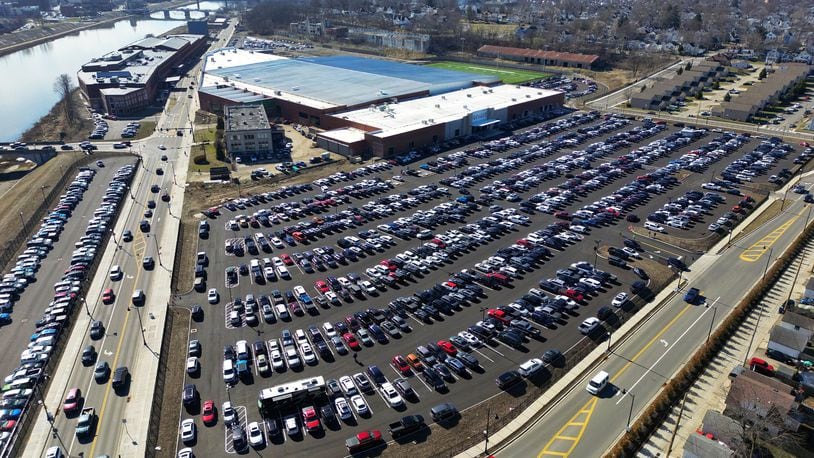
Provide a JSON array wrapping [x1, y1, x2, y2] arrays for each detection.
[[22, 19, 236, 458], [496, 189, 812, 457]]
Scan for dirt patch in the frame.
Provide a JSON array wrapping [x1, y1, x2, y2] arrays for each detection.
[[0, 158, 37, 173], [731, 199, 783, 245], [19, 89, 94, 143], [629, 225, 716, 253], [154, 307, 190, 456]]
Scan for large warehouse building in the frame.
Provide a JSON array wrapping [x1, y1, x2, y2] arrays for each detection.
[[197, 49, 564, 157]]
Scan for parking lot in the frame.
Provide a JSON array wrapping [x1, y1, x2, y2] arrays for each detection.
[[173, 111, 808, 457]]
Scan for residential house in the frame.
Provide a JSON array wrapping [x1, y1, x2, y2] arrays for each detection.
[[767, 324, 810, 362], [724, 370, 801, 434], [683, 410, 744, 458], [779, 311, 814, 334]]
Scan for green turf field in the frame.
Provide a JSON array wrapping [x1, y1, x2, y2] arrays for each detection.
[[427, 61, 550, 84]]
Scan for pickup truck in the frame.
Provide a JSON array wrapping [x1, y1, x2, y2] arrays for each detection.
[[345, 430, 383, 452], [388, 414, 425, 438], [75, 407, 96, 437]]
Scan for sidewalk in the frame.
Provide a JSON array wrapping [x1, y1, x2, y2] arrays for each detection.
[[638, 230, 814, 457]]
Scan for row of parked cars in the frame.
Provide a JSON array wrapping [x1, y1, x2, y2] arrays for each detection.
[[0, 164, 134, 450]]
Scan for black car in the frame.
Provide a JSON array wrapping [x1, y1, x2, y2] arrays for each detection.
[[81, 345, 96, 365], [632, 267, 649, 280], [542, 349, 563, 364], [191, 305, 203, 321], [182, 384, 198, 407], [90, 320, 105, 340], [495, 370, 522, 389]]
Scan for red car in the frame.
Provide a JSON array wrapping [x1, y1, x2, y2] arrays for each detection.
[[437, 340, 458, 356], [281, 254, 294, 266], [101, 288, 115, 304], [63, 387, 81, 413], [343, 333, 361, 350], [487, 309, 511, 324], [749, 357, 775, 376], [391, 355, 411, 374], [301, 406, 320, 432], [315, 280, 330, 293], [0, 420, 16, 432], [202, 399, 216, 425], [564, 289, 584, 302]]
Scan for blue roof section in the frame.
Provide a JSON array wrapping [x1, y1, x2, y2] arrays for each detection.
[[299, 56, 500, 85], [205, 56, 499, 108]]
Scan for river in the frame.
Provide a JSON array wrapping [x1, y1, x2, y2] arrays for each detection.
[[0, 1, 232, 141]]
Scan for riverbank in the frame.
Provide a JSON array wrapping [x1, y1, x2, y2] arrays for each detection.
[[0, 0, 197, 58], [19, 88, 93, 143]]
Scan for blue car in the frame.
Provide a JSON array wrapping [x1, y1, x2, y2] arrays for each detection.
[[684, 287, 700, 304], [0, 313, 10, 324], [0, 409, 21, 420]]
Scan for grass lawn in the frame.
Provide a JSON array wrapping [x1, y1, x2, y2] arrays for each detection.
[[427, 61, 550, 84], [189, 127, 227, 174]]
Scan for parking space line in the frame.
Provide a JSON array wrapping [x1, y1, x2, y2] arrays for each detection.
[[473, 348, 496, 363], [413, 373, 434, 393], [485, 344, 507, 357]]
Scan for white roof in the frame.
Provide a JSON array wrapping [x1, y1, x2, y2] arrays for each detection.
[[318, 127, 368, 144], [204, 47, 285, 71], [337, 84, 561, 138]]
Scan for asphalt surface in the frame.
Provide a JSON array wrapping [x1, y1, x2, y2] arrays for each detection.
[[499, 187, 813, 458], [174, 116, 803, 456], [0, 156, 135, 381], [38, 93, 192, 457]]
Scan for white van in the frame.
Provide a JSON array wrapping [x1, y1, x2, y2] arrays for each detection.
[[222, 359, 236, 384], [586, 370, 609, 395]]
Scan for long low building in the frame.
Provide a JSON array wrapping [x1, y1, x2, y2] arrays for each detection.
[[630, 60, 728, 111], [78, 34, 207, 115], [477, 44, 599, 70], [711, 63, 810, 121], [197, 49, 564, 158], [318, 84, 563, 157]]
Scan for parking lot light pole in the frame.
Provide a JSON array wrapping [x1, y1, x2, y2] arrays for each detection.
[[19, 211, 24, 228], [83, 296, 94, 320], [483, 406, 491, 455], [706, 304, 717, 342]]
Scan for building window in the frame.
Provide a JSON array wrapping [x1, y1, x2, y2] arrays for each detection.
[[454, 129, 460, 136]]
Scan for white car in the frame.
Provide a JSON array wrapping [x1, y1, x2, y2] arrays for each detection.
[[276, 265, 290, 279], [300, 343, 317, 365], [579, 277, 601, 290], [270, 349, 285, 371], [270, 237, 284, 248], [350, 395, 369, 415], [272, 256, 284, 267], [339, 375, 357, 396], [334, 397, 353, 421], [180, 418, 196, 444], [579, 317, 601, 335], [248, 421, 265, 447], [622, 247, 640, 258], [360, 280, 377, 295], [611, 292, 628, 307], [186, 357, 199, 374], [109, 265, 122, 280], [569, 225, 588, 234], [222, 401, 236, 425], [207, 288, 219, 304], [284, 415, 298, 436], [458, 331, 482, 347], [223, 359, 237, 384], [322, 322, 337, 338], [381, 383, 404, 407], [518, 358, 544, 377]]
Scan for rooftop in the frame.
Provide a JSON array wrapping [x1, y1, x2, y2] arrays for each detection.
[[201, 50, 501, 110], [225, 105, 269, 131], [317, 127, 367, 144], [781, 311, 814, 333], [78, 34, 204, 87], [769, 324, 811, 351], [334, 84, 561, 138]]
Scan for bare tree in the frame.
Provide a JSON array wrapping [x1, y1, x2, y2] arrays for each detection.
[[53, 73, 77, 126]]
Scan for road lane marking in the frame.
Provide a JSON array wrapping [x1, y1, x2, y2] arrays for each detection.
[[739, 210, 801, 262], [537, 303, 694, 457], [539, 398, 597, 457], [615, 297, 717, 405]]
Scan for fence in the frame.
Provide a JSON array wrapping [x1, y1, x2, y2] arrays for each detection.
[[1, 154, 139, 458]]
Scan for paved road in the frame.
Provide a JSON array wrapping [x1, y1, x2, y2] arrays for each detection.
[[179, 118, 805, 456], [29, 20, 236, 458], [0, 156, 134, 380], [497, 191, 812, 457]]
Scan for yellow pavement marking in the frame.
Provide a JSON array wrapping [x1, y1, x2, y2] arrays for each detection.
[[538, 303, 693, 457], [739, 210, 802, 262], [539, 398, 597, 457], [89, 190, 148, 457]]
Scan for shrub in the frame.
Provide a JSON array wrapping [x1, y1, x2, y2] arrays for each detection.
[[193, 154, 208, 165]]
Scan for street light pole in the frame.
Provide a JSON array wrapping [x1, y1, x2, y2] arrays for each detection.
[[625, 391, 635, 432], [83, 296, 93, 319], [153, 236, 163, 267], [134, 304, 148, 347], [483, 406, 491, 455], [36, 385, 68, 452], [706, 305, 717, 342], [18, 211, 24, 228]]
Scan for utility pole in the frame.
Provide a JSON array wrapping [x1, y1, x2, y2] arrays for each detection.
[[665, 393, 688, 457]]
